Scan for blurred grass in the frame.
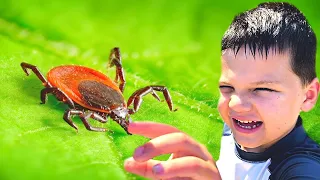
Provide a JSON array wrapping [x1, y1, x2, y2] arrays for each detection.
[[0, 0, 319, 180]]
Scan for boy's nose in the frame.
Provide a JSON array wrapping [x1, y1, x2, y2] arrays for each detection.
[[229, 95, 252, 112]]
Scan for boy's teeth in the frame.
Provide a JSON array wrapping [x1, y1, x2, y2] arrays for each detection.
[[234, 118, 262, 130], [238, 120, 254, 123]]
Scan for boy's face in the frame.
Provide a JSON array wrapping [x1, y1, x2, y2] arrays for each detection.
[[218, 47, 309, 153]]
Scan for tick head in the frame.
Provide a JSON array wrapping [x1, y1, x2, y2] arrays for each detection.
[[111, 107, 130, 121], [110, 107, 132, 135]]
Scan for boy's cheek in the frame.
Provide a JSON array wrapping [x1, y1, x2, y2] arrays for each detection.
[[217, 97, 231, 124], [217, 97, 228, 113]]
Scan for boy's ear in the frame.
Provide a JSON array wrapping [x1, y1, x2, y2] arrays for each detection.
[[301, 78, 320, 112]]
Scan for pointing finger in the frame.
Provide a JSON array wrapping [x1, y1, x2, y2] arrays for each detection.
[[133, 132, 213, 162], [128, 121, 181, 138], [124, 156, 221, 180]]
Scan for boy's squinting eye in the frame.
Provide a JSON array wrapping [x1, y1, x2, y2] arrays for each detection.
[[219, 85, 277, 93], [254, 88, 276, 92], [219, 85, 234, 93]]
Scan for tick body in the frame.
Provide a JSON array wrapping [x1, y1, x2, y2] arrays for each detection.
[[21, 47, 176, 134]]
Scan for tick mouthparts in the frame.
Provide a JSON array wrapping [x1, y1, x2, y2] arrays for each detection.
[[127, 117, 133, 123]]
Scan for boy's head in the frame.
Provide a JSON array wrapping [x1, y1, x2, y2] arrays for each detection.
[[217, 2, 319, 153]]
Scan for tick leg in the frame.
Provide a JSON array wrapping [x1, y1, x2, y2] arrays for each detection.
[[127, 86, 177, 114], [84, 112, 108, 123], [109, 47, 126, 93], [79, 112, 107, 132], [20, 62, 52, 88], [64, 109, 107, 132], [63, 109, 81, 132], [41, 87, 75, 108]]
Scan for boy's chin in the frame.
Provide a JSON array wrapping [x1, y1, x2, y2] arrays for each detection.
[[233, 136, 266, 153]]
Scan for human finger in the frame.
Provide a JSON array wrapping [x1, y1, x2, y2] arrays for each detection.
[[133, 132, 213, 163], [128, 121, 181, 138], [152, 156, 221, 180], [163, 177, 192, 180], [124, 158, 193, 179], [124, 156, 221, 180], [124, 157, 160, 179]]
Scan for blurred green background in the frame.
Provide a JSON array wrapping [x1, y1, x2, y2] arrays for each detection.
[[0, 0, 319, 179]]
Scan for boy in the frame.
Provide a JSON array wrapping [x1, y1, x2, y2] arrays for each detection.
[[124, 2, 320, 179]]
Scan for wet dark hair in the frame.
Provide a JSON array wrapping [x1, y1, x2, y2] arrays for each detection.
[[222, 2, 317, 86]]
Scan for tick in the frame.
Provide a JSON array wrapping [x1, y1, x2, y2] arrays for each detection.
[[21, 47, 176, 134]]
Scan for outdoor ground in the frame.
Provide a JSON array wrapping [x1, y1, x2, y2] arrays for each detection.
[[0, 0, 319, 179]]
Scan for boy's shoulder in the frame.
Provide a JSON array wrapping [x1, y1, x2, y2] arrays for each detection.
[[216, 116, 320, 180], [270, 151, 320, 179], [268, 117, 320, 179]]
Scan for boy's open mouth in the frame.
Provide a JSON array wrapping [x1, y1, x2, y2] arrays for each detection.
[[232, 118, 263, 130]]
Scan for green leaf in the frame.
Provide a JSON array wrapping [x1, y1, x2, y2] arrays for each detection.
[[0, 1, 319, 180]]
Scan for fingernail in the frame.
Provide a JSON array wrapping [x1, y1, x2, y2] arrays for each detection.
[[152, 164, 164, 174], [134, 146, 144, 157]]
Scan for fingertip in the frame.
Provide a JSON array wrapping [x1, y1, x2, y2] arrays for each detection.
[[124, 157, 134, 170], [127, 121, 154, 134], [133, 146, 145, 160], [124, 157, 133, 164], [127, 121, 181, 138], [127, 121, 139, 133]]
